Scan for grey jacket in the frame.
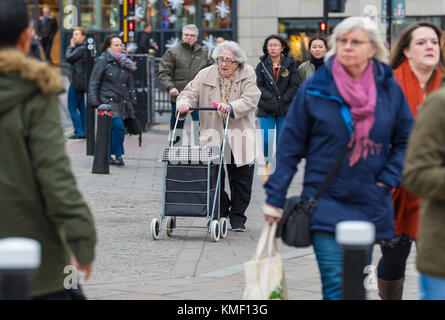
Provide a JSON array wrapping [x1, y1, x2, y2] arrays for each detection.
[[88, 50, 137, 118], [157, 42, 212, 102]]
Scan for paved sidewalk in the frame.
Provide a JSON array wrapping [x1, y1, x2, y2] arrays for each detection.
[[64, 113, 419, 300]]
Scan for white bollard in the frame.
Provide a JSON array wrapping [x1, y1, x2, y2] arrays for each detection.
[[0, 238, 41, 300], [336, 221, 375, 300]]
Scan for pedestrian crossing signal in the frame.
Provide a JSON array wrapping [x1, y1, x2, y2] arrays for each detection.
[[128, 0, 135, 16], [319, 21, 327, 32]]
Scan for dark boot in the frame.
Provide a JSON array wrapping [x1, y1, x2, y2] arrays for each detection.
[[378, 277, 404, 300], [108, 156, 116, 165]]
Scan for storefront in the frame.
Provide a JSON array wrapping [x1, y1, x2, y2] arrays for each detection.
[[28, 0, 237, 69]]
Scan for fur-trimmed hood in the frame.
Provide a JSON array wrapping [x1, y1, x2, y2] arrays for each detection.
[[0, 49, 63, 116]]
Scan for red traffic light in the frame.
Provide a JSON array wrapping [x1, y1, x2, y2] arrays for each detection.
[[129, 0, 134, 4], [319, 22, 327, 32], [128, 21, 134, 31]]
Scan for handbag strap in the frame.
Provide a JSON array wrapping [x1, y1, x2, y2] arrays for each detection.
[[306, 144, 350, 210], [255, 222, 277, 260]]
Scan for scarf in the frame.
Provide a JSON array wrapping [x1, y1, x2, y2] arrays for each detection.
[[217, 67, 239, 122], [332, 56, 379, 166], [394, 59, 442, 118], [107, 49, 137, 71], [310, 55, 324, 71]]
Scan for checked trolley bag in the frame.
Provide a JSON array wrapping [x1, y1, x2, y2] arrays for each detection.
[[243, 222, 288, 300], [150, 107, 231, 242]]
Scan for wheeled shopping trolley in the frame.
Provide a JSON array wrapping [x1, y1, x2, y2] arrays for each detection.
[[150, 108, 230, 242]]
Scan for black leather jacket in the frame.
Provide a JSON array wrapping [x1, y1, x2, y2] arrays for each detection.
[[65, 42, 87, 83], [255, 55, 300, 117], [88, 50, 137, 118]]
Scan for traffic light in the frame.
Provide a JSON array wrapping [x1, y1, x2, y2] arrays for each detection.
[[128, 0, 135, 16], [319, 21, 327, 33]]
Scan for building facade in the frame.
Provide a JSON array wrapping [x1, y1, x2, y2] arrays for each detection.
[[29, 0, 445, 69]]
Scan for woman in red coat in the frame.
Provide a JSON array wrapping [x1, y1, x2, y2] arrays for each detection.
[[377, 21, 443, 300]]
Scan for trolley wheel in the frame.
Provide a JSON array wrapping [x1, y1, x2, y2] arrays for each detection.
[[151, 218, 161, 240], [166, 217, 175, 237], [211, 220, 220, 242], [220, 218, 228, 239]]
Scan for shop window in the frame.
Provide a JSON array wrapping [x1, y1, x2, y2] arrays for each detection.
[[201, 0, 232, 29], [161, 0, 196, 30], [80, 0, 120, 31]]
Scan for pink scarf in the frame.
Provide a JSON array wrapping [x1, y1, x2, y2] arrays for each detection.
[[332, 56, 381, 166]]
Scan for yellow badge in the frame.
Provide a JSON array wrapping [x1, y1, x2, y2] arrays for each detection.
[[282, 69, 289, 77]]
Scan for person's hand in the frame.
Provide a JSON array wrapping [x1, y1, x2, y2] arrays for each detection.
[[376, 181, 390, 191], [177, 104, 190, 114], [216, 103, 231, 113], [70, 38, 75, 48], [169, 88, 179, 96], [263, 203, 282, 225], [70, 256, 93, 281]]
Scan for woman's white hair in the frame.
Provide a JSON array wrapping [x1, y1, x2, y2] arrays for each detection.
[[325, 16, 388, 63], [212, 40, 248, 64]]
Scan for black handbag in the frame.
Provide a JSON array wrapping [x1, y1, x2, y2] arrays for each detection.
[[71, 71, 87, 93], [123, 117, 142, 147], [276, 145, 351, 247]]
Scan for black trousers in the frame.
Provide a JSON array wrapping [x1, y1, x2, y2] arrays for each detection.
[[40, 37, 53, 63], [220, 152, 255, 226]]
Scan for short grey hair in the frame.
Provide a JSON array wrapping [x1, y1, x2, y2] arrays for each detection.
[[182, 24, 199, 37], [325, 16, 388, 63], [212, 41, 248, 64]]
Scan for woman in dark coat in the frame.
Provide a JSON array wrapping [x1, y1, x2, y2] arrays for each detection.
[[255, 35, 299, 182], [89, 35, 137, 166]]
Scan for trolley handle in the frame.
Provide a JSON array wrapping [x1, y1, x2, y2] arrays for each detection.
[[170, 107, 231, 148]]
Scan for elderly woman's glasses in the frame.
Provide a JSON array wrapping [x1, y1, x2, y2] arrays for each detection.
[[217, 57, 237, 65], [337, 38, 370, 48]]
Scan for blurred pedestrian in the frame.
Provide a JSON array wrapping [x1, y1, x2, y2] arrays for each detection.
[[28, 19, 42, 60], [66, 27, 88, 140], [177, 41, 261, 232], [255, 35, 299, 182], [402, 73, 445, 301], [0, 0, 96, 299], [263, 16, 414, 300], [157, 24, 213, 145], [137, 22, 158, 55], [377, 21, 443, 300], [297, 35, 328, 85], [37, 5, 58, 64], [88, 35, 137, 166]]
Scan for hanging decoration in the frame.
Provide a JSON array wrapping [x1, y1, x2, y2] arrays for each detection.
[[205, 0, 213, 4], [204, 12, 213, 22], [166, 37, 180, 49], [187, 5, 196, 15], [167, 0, 184, 11], [203, 35, 216, 54], [169, 15, 178, 24], [148, 0, 157, 4], [216, 1, 230, 19]]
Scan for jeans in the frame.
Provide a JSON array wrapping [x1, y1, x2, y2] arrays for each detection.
[[110, 118, 124, 157], [259, 115, 285, 163], [170, 102, 200, 145], [312, 231, 373, 300], [419, 274, 445, 300], [67, 83, 86, 137]]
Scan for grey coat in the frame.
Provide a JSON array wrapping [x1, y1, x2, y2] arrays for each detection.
[[88, 50, 137, 118]]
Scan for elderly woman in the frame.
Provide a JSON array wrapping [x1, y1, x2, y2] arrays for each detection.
[[377, 21, 443, 300], [263, 17, 414, 300], [177, 41, 261, 232]]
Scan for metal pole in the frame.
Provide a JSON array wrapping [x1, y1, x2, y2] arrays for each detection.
[[336, 221, 375, 300], [323, 0, 329, 36], [86, 35, 96, 156], [92, 105, 112, 174], [386, 0, 392, 48], [0, 238, 41, 300]]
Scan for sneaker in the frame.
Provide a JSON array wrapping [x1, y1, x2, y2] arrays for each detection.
[[108, 156, 116, 165], [115, 156, 124, 166], [67, 135, 83, 140], [231, 224, 246, 232]]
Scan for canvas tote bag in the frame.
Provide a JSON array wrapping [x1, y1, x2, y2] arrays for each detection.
[[243, 222, 288, 300]]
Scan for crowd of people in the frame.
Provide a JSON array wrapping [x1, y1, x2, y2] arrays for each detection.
[[1, 0, 444, 301]]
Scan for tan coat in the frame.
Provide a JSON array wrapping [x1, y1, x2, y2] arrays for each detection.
[[177, 64, 261, 167]]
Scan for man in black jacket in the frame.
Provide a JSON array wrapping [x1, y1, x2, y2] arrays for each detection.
[[65, 27, 87, 140], [137, 23, 158, 55], [37, 6, 58, 64]]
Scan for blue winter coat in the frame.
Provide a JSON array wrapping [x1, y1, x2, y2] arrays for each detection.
[[264, 57, 414, 240]]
